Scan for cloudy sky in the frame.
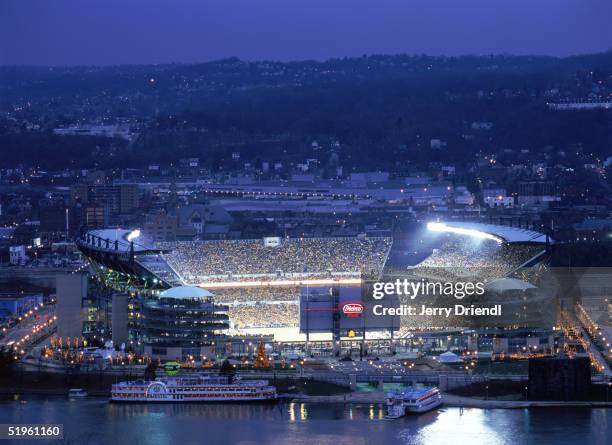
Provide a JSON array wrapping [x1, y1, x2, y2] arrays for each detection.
[[1, 0, 611, 65]]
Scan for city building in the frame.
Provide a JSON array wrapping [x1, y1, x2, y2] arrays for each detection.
[[0, 291, 43, 321], [9, 245, 26, 265], [143, 211, 178, 242], [72, 184, 140, 215]]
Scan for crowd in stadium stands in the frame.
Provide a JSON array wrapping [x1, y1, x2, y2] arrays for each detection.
[[211, 287, 300, 329], [385, 237, 544, 282], [159, 237, 391, 282], [227, 302, 299, 329], [213, 287, 300, 303], [156, 235, 542, 330]]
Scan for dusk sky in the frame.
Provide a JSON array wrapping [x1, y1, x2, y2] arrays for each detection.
[[2, 0, 611, 65]]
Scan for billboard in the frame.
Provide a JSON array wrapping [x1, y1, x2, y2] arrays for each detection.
[[263, 237, 281, 248]]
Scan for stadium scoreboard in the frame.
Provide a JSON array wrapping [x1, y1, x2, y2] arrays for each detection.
[[299, 284, 399, 339]]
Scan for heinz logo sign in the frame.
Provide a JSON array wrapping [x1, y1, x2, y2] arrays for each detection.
[[342, 303, 363, 316]]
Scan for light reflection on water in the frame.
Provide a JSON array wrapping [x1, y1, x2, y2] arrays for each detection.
[[0, 398, 609, 445]]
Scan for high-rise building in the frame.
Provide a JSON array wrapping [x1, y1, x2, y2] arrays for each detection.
[[71, 184, 139, 214], [143, 211, 178, 242]]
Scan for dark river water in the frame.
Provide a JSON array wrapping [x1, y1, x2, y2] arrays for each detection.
[[0, 398, 609, 445]]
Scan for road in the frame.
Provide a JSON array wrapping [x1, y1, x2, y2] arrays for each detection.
[[1, 304, 56, 351]]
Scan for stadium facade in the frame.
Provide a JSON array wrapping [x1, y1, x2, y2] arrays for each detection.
[[76, 229, 229, 358], [141, 286, 229, 361]]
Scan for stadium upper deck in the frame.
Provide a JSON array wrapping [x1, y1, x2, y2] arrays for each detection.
[[382, 221, 548, 283], [428, 221, 549, 244], [78, 222, 546, 293], [79, 228, 152, 253], [78, 229, 392, 290], [77, 228, 183, 289], [159, 237, 392, 284]]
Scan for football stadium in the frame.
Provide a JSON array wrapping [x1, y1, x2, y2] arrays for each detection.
[[77, 220, 549, 348]]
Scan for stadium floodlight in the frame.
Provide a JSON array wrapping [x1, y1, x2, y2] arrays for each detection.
[[127, 229, 141, 242], [426, 222, 503, 244]]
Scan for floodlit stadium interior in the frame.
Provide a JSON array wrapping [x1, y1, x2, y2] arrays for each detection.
[[76, 221, 552, 359]]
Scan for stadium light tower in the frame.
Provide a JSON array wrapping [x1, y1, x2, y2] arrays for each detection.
[[127, 229, 141, 242], [426, 222, 503, 244]]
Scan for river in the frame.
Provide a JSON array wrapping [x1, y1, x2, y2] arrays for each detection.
[[0, 398, 609, 445]]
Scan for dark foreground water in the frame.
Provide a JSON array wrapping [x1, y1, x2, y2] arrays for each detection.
[[0, 398, 610, 445]]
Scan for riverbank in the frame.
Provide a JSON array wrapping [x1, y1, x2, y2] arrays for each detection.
[[286, 391, 612, 408], [0, 387, 110, 397], [0, 372, 346, 398], [3, 387, 611, 408], [3, 371, 610, 409]]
